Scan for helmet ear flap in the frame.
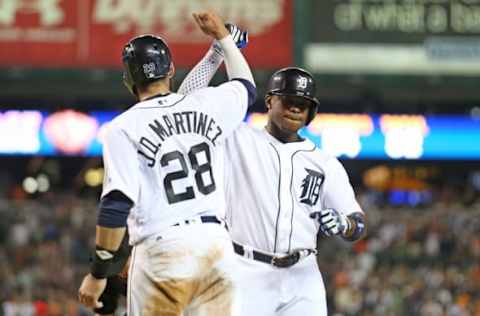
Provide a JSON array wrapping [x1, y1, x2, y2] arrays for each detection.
[[307, 103, 318, 125]]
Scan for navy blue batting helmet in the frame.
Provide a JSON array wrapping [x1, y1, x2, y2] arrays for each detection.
[[266, 67, 319, 124], [122, 35, 172, 96]]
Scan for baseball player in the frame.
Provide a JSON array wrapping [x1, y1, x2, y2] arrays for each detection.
[[174, 42, 367, 315], [222, 67, 366, 315], [132, 34, 367, 315], [78, 10, 256, 316], [90, 23, 250, 316]]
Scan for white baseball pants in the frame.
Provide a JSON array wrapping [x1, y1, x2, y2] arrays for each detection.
[[235, 253, 327, 316], [127, 223, 239, 316]]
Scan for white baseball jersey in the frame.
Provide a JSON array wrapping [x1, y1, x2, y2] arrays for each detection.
[[101, 81, 248, 245], [223, 123, 363, 254]]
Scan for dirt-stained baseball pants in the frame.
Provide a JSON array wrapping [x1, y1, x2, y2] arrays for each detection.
[[127, 221, 239, 316]]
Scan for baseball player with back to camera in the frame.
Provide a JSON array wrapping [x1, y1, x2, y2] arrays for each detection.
[[83, 22, 250, 316], [171, 35, 368, 315], [78, 10, 256, 316]]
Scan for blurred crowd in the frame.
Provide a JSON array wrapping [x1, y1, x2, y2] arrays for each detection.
[[320, 193, 480, 316], [0, 187, 479, 316], [0, 193, 101, 316]]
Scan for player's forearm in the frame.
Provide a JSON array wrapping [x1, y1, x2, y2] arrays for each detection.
[[177, 46, 224, 95], [342, 212, 366, 242], [218, 35, 255, 85], [96, 226, 127, 251], [90, 226, 126, 279], [91, 191, 133, 279]]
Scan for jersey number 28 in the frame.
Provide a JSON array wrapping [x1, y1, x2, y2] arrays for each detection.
[[160, 142, 215, 204]]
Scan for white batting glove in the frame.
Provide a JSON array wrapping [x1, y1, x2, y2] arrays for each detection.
[[310, 209, 351, 237]]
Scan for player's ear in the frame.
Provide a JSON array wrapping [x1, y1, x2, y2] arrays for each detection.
[[265, 95, 272, 110], [167, 63, 175, 78]]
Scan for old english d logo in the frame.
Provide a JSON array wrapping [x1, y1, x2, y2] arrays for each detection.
[[300, 168, 324, 206]]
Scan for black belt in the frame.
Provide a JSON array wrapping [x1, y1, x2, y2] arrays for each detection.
[[233, 242, 314, 268], [173, 215, 222, 226]]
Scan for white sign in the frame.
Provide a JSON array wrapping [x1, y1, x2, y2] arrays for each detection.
[[93, 0, 285, 39], [0, 0, 64, 26], [0, 111, 42, 153]]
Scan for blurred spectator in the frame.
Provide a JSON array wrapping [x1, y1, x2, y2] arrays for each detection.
[[319, 189, 480, 316], [0, 184, 479, 315], [0, 194, 99, 315]]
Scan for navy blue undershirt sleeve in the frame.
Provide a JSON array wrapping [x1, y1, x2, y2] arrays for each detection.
[[97, 190, 134, 228], [232, 78, 257, 107]]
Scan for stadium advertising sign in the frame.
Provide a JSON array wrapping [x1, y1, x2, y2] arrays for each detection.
[[0, 0, 292, 68], [305, 0, 480, 75], [1, 110, 479, 160]]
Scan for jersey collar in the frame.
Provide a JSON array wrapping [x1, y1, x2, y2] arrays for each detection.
[[142, 92, 171, 101], [133, 93, 185, 110], [262, 127, 315, 151]]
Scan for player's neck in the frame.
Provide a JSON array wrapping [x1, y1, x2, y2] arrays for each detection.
[[266, 121, 302, 143], [138, 80, 171, 101]]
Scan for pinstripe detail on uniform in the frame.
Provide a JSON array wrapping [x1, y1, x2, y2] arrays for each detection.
[[269, 142, 282, 253], [288, 144, 316, 252], [127, 246, 137, 315]]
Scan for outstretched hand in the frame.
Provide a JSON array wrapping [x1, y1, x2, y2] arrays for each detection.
[[193, 11, 229, 40]]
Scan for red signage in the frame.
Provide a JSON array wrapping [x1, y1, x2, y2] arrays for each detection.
[[0, 0, 292, 68]]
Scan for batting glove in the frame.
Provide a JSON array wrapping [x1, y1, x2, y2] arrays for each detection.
[[225, 23, 248, 49], [212, 23, 249, 55], [310, 209, 351, 237]]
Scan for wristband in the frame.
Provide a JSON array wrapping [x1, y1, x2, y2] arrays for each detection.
[[342, 212, 366, 242], [90, 247, 116, 279]]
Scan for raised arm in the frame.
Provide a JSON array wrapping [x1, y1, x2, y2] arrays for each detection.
[[178, 24, 248, 95], [192, 12, 255, 86]]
